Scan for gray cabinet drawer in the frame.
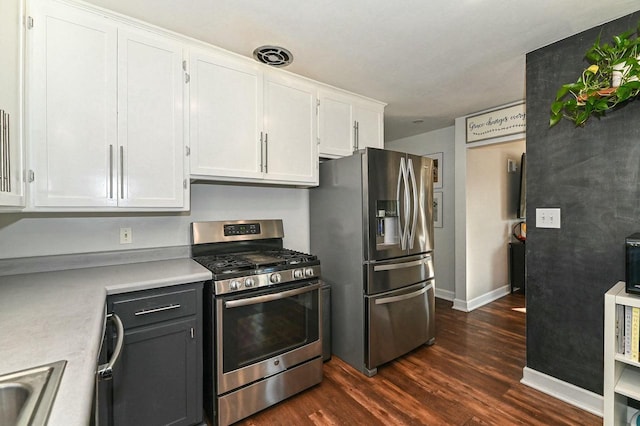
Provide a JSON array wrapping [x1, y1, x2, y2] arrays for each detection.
[[110, 284, 200, 329]]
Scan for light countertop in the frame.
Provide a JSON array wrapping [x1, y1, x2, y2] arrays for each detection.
[[0, 258, 211, 426]]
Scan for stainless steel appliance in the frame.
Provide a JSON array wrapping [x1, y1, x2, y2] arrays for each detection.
[[310, 147, 436, 376], [191, 219, 323, 426]]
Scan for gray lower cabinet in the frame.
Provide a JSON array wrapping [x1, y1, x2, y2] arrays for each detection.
[[100, 282, 203, 426]]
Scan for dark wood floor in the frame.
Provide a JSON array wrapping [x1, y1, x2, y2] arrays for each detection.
[[236, 293, 601, 425]]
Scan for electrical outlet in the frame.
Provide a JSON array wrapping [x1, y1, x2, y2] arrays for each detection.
[[120, 227, 132, 244], [535, 208, 561, 229]]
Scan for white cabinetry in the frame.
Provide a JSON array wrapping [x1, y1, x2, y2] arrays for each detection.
[[318, 88, 384, 158], [604, 281, 640, 425], [263, 71, 317, 184], [189, 49, 263, 180], [27, 0, 187, 210], [0, 0, 26, 207], [189, 49, 317, 186], [117, 28, 185, 208]]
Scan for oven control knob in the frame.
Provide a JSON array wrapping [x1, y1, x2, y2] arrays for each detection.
[[293, 269, 304, 279], [304, 267, 315, 277], [229, 280, 241, 291], [244, 277, 255, 288], [270, 273, 282, 284]]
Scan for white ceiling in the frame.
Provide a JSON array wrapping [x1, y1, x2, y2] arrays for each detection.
[[83, 0, 640, 141]]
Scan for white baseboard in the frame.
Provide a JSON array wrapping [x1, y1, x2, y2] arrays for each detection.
[[435, 288, 455, 301], [520, 367, 603, 417], [451, 284, 511, 312]]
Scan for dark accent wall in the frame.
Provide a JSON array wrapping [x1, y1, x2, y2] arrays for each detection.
[[526, 11, 640, 394]]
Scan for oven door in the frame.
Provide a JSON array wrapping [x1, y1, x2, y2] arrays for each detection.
[[216, 280, 322, 395]]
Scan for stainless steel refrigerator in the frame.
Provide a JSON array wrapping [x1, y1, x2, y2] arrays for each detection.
[[310, 148, 436, 376]]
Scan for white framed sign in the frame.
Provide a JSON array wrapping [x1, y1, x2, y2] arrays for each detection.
[[466, 103, 526, 143]]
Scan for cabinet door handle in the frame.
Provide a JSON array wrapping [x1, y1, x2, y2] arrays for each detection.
[[108, 145, 114, 199], [97, 313, 124, 381], [134, 304, 181, 316], [259, 132, 264, 172], [353, 121, 357, 152], [264, 133, 269, 174], [119, 146, 124, 199], [0, 110, 9, 193]]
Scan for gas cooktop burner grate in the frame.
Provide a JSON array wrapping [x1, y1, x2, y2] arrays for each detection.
[[193, 249, 318, 275]]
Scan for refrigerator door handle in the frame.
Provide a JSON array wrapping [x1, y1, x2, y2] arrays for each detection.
[[373, 256, 431, 271], [397, 157, 406, 249], [374, 282, 434, 305], [400, 157, 410, 249], [407, 158, 418, 250]]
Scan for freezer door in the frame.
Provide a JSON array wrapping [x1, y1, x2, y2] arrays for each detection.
[[366, 280, 435, 371], [407, 154, 434, 256], [366, 253, 434, 294], [365, 148, 409, 261]]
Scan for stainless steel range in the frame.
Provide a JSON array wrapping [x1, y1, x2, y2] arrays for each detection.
[[191, 219, 323, 426]]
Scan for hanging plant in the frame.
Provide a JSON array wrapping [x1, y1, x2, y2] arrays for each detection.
[[550, 23, 640, 127]]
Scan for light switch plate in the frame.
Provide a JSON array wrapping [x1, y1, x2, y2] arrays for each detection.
[[536, 208, 561, 228], [120, 227, 132, 244]]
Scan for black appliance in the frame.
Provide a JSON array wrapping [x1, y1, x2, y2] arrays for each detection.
[[191, 219, 323, 426], [626, 233, 640, 295]]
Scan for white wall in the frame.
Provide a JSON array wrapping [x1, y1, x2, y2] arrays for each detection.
[[466, 140, 524, 300], [454, 101, 526, 311], [386, 126, 456, 300], [0, 183, 310, 259]]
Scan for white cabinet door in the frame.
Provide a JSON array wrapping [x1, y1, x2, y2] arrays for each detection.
[[117, 28, 185, 208], [318, 88, 385, 158], [318, 89, 354, 158], [189, 49, 263, 179], [263, 72, 318, 185], [0, 0, 24, 207], [353, 101, 384, 150], [29, 1, 118, 207]]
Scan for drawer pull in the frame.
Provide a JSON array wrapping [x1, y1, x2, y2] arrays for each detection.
[[134, 304, 181, 316]]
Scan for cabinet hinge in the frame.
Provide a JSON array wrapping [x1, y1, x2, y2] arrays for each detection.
[[28, 170, 35, 183], [185, 146, 190, 156], [182, 60, 190, 83], [316, 99, 320, 115], [26, 16, 34, 29], [190, 327, 195, 339], [183, 179, 188, 189], [316, 137, 320, 146]]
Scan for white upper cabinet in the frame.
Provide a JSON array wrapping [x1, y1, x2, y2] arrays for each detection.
[[0, 0, 25, 208], [353, 99, 385, 151], [318, 89, 355, 158], [263, 71, 317, 185], [27, 0, 187, 210], [117, 28, 185, 208], [318, 88, 385, 158], [189, 49, 263, 180], [28, 0, 118, 208], [189, 49, 318, 186]]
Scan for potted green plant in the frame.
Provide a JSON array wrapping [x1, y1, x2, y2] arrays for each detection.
[[550, 23, 640, 127]]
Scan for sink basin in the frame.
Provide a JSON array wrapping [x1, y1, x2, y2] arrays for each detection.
[[0, 360, 66, 426]]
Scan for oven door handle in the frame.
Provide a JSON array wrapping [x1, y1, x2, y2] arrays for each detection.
[[224, 282, 321, 309]]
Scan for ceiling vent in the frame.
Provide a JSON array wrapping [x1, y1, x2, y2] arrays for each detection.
[[253, 45, 293, 67]]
